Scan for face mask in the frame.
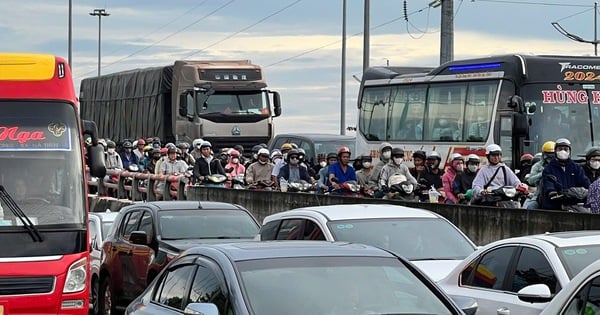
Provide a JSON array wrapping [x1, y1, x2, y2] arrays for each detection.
[[320, 161, 327, 168], [382, 151, 391, 159], [232, 158, 239, 164], [107, 148, 115, 154], [591, 161, 600, 170], [556, 150, 570, 160], [468, 165, 478, 172], [125, 148, 132, 153], [253, 153, 258, 160], [289, 158, 299, 165], [283, 153, 288, 160], [393, 157, 403, 165], [362, 162, 372, 168], [259, 159, 267, 165]]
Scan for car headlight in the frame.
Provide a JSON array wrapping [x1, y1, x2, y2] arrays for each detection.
[[63, 257, 87, 293]]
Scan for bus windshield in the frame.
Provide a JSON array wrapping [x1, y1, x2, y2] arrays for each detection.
[[200, 92, 270, 117], [359, 80, 499, 142], [0, 101, 85, 226], [522, 83, 599, 158]]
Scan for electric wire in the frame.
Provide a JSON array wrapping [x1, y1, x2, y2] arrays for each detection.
[[474, 0, 591, 7]]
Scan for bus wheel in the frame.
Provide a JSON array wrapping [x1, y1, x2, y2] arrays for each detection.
[[99, 276, 115, 315]]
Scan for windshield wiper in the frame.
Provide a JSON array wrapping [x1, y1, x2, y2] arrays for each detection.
[[0, 185, 43, 242]]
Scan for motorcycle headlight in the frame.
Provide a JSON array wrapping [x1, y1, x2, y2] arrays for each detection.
[[348, 183, 360, 192], [401, 183, 414, 194], [63, 257, 87, 293], [502, 187, 517, 198]]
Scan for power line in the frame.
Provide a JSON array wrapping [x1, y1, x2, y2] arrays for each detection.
[[475, 0, 591, 7], [77, 0, 236, 79], [182, 0, 304, 59], [555, 7, 594, 22], [265, 5, 431, 68]]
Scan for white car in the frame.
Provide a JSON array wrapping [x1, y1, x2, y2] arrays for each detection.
[[539, 258, 600, 314], [438, 230, 600, 315], [258, 203, 477, 281], [88, 210, 119, 315]]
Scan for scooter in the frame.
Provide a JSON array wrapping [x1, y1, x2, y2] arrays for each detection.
[[384, 173, 419, 201], [287, 180, 316, 193], [550, 187, 591, 213], [329, 178, 362, 197], [474, 184, 528, 208], [230, 174, 246, 190], [197, 174, 227, 188]]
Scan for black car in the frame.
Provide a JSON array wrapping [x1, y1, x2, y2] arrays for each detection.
[[97, 201, 260, 315]]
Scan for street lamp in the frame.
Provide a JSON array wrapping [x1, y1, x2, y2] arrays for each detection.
[[89, 8, 110, 77], [551, 2, 598, 56]]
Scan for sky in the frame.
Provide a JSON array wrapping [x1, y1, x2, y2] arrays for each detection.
[[1, 0, 598, 136]]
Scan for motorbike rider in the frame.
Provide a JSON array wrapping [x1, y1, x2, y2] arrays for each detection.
[[191, 138, 204, 160], [524, 141, 555, 209], [316, 153, 337, 194], [105, 140, 123, 170], [193, 141, 226, 183], [588, 173, 600, 213], [423, 151, 446, 201], [453, 154, 480, 204], [368, 142, 392, 198], [442, 153, 464, 204], [225, 149, 246, 181], [583, 147, 600, 183], [328, 146, 357, 194], [160, 146, 189, 176], [245, 148, 274, 186], [233, 145, 248, 166], [177, 142, 195, 167], [541, 138, 590, 210], [144, 148, 161, 174], [356, 154, 374, 187], [272, 143, 294, 187], [409, 150, 427, 181], [378, 147, 418, 194], [279, 149, 312, 186], [133, 138, 146, 162], [120, 140, 139, 169], [472, 144, 522, 201], [245, 144, 263, 168]]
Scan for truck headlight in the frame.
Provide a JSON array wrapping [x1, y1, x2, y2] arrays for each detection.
[[64, 258, 87, 293]]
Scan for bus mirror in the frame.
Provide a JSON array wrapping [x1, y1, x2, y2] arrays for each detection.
[[82, 120, 99, 146], [513, 112, 528, 136], [507, 95, 525, 112], [88, 144, 107, 178], [271, 91, 282, 117]]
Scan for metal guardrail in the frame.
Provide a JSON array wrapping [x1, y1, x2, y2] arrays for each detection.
[[87, 169, 188, 201]]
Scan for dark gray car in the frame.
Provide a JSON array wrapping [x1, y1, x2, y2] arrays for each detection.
[[125, 241, 477, 315]]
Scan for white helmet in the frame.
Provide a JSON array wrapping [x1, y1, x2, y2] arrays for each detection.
[[258, 148, 270, 156], [450, 153, 463, 161], [466, 154, 481, 163], [192, 138, 204, 148], [485, 144, 502, 155]]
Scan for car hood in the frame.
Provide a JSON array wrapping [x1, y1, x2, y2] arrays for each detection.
[[410, 259, 462, 282], [161, 238, 255, 252]]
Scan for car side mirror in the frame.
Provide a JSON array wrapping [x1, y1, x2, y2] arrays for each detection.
[[184, 303, 219, 315], [450, 295, 478, 315], [517, 283, 553, 303], [130, 231, 149, 245]]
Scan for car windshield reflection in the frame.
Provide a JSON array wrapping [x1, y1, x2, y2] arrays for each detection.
[[159, 210, 259, 240]]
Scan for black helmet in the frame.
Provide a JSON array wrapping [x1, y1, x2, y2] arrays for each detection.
[[326, 152, 337, 160], [252, 145, 262, 154], [286, 149, 300, 162], [413, 150, 426, 160], [391, 148, 405, 157], [167, 146, 177, 154], [234, 144, 244, 153], [106, 140, 116, 148], [586, 147, 600, 160], [122, 141, 133, 149]]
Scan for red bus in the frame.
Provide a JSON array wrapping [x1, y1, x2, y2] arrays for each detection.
[[0, 53, 105, 314]]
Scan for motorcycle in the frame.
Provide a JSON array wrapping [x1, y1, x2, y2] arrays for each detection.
[[384, 173, 419, 201], [287, 180, 316, 193], [230, 173, 246, 190], [330, 178, 362, 197], [123, 163, 140, 199], [197, 174, 227, 188], [473, 184, 528, 208], [247, 180, 276, 191], [550, 187, 590, 213]]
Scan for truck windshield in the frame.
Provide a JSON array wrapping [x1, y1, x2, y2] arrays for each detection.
[[0, 101, 85, 226], [200, 92, 270, 116]]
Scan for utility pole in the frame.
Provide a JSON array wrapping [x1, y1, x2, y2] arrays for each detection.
[[89, 8, 110, 77], [340, 0, 347, 135], [363, 0, 370, 73], [440, 0, 454, 64]]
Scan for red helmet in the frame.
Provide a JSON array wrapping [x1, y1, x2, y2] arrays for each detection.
[[337, 146, 351, 156], [520, 153, 534, 162], [229, 149, 240, 158]]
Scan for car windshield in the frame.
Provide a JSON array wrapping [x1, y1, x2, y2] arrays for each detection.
[[327, 218, 475, 260], [159, 209, 259, 239], [313, 139, 355, 158], [238, 256, 455, 315], [557, 244, 600, 278]]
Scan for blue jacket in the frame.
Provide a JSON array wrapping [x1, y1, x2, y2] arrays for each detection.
[[327, 162, 357, 191], [542, 158, 590, 210]]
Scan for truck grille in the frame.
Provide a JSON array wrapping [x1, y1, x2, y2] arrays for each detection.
[[0, 276, 55, 295]]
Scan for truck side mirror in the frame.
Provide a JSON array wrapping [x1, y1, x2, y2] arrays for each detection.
[[271, 91, 281, 117]]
